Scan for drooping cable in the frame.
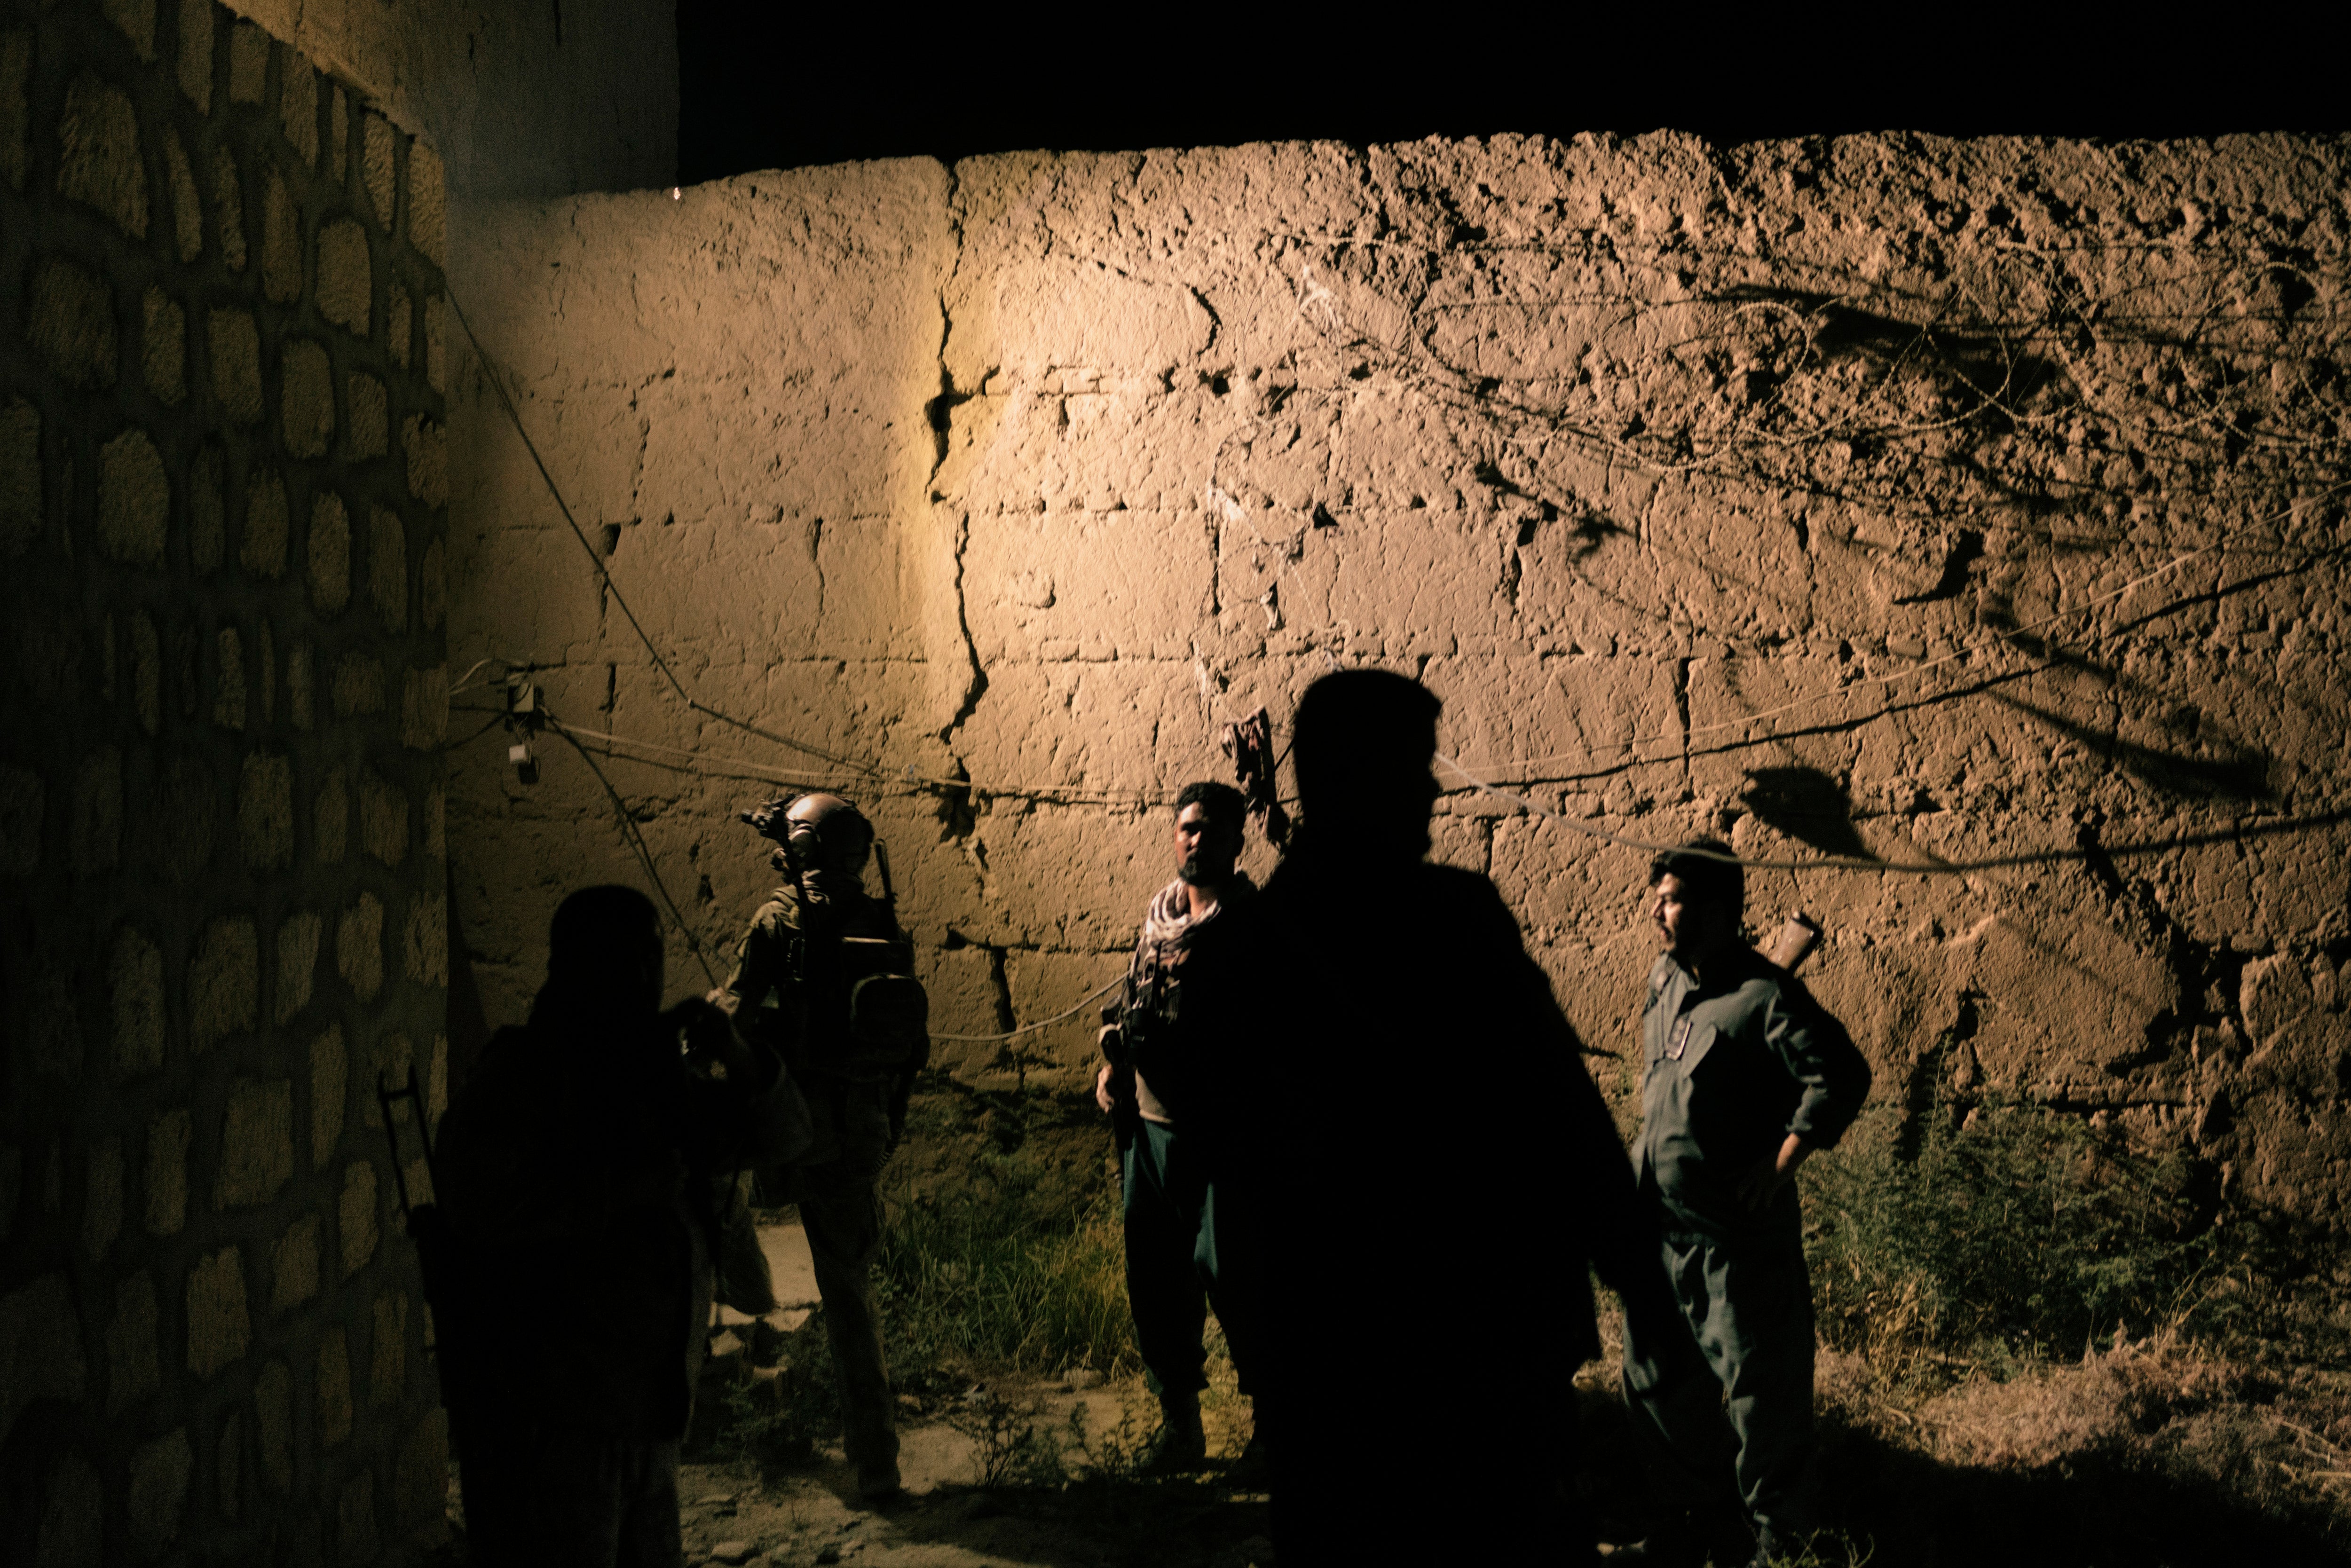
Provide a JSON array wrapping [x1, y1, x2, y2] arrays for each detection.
[[540, 717, 723, 987], [1436, 750, 2351, 876], [446, 290, 879, 779], [929, 975, 1128, 1043]]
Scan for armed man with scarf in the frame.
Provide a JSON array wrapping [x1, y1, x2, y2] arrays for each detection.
[[1095, 781, 1270, 1474]]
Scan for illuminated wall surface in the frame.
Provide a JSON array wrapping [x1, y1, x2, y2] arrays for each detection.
[[6, 0, 2351, 1558], [450, 139, 2351, 1225]]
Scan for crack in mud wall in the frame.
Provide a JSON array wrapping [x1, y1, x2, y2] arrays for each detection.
[[447, 131, 2351, 1232]]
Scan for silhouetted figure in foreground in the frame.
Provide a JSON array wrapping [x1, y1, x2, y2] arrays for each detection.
[[437, 886, 809, 1567], [1150, 670, 1675, 1565], [1094, 780, 1270, 1476], [1612, 843, 1872, 1568]]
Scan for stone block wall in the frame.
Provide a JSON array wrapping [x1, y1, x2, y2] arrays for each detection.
[[448, 135, 2351, 1231], [0, 0, 450, 1559]]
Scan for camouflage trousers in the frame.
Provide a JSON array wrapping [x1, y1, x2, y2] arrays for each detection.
[[794, 1078, 899, 1490]]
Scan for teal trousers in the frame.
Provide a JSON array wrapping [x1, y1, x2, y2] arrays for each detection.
[[1121, 1117, 1262, 1400], [1620, 1208, 1816, 1535]]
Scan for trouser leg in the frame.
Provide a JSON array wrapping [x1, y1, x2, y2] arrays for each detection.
[[1123, 1119, 1210, 1396], [1198, 1175, 1268, 1408], [452, 1423, 537, 1567], [797, 1087, 900, 1483], [1710, 1241, 1816, 1533], [1621, 1227, 1818, 1535], [613, 1439, 686, 1568], [1619, 1235, 1740, 1513], [521, 1432, 684, 1568], [798, 1167, 898, 1476]]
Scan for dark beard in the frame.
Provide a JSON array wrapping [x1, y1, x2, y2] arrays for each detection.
[[1178, 856, 1214, 886]]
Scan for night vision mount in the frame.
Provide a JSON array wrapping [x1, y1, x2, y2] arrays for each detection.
[[738, 791, 899, 919], [738, 792, 805, 843]]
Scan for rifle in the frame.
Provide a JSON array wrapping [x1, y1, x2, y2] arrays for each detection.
[[1756, 913, 1822, 972], [374, 1070, 489, 1451], [1097, 1003, 1144, 1153]]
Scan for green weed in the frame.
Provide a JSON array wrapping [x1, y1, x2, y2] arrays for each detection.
[[701, 1090, 1141, 1470], [1802, 1087, 2344, 1385], [871, 1139, 1138, 1382], [701, 1330, 838, 1469]]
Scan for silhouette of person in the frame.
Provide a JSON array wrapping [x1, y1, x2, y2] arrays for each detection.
[[1147, 669, 1673, 1565], [436, 885, 810, 1567]]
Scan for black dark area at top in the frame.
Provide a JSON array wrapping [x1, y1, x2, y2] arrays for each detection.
[[676, 8, 2350, 187]]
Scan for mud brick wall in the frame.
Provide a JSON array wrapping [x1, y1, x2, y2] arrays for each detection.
[[0, 0, 452, 1558], [447, 135, 2351, 1232], [213, 0, 674, 203]]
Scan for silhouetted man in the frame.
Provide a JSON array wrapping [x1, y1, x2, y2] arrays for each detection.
[[436, 885, 810, 1568], [1614, 842, 1872, 1568], [1151, 669, 1673, 1564], [1094, 781, 1267, 1474]]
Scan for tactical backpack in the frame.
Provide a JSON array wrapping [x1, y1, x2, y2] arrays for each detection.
[[792, 926, 931, 1082]]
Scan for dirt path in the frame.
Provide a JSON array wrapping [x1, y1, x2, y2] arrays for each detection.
[[674, 1379, 1273, 1568]]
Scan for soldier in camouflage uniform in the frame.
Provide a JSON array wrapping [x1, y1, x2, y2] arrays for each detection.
[[722, 793, 928, 1503]]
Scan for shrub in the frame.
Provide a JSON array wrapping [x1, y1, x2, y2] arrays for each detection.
[[1803, 1089, 2333, 1382]]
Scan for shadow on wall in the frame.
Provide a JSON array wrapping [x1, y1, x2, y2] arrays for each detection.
[[1990, 691, 2273, 802], [1396, 230, 2345, 657], [1739, 766, 1871, 859]]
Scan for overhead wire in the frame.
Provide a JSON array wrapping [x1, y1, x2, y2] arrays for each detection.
[[536, 717, 1178, 808], [451, 269, 2343, 825], [447, 291, 881, 780], [1444, 506, 2351, 780], [538, 718, 723, 987], [450, 289, 1207, 812], [1435, 749, 2351, 876], [1250, 229, 2351, 780], [447, 289, 1182, 1041], [450, 218, 2350, 1040], [1254, 236, 2351, 881]]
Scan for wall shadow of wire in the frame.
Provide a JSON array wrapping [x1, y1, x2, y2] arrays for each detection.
[[1990, 692, 2274, 803]]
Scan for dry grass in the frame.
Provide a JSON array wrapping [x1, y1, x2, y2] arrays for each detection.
[[1803, 1089, 2351, 1563], [1578, 1084, 2351, 1564], [725, 1081, 2351, 1561]]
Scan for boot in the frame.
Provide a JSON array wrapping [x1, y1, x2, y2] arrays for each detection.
[[1140, 1388, 1207, 1474]]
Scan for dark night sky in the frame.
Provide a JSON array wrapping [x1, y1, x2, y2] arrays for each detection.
[[675, 8, 2349, 186]]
